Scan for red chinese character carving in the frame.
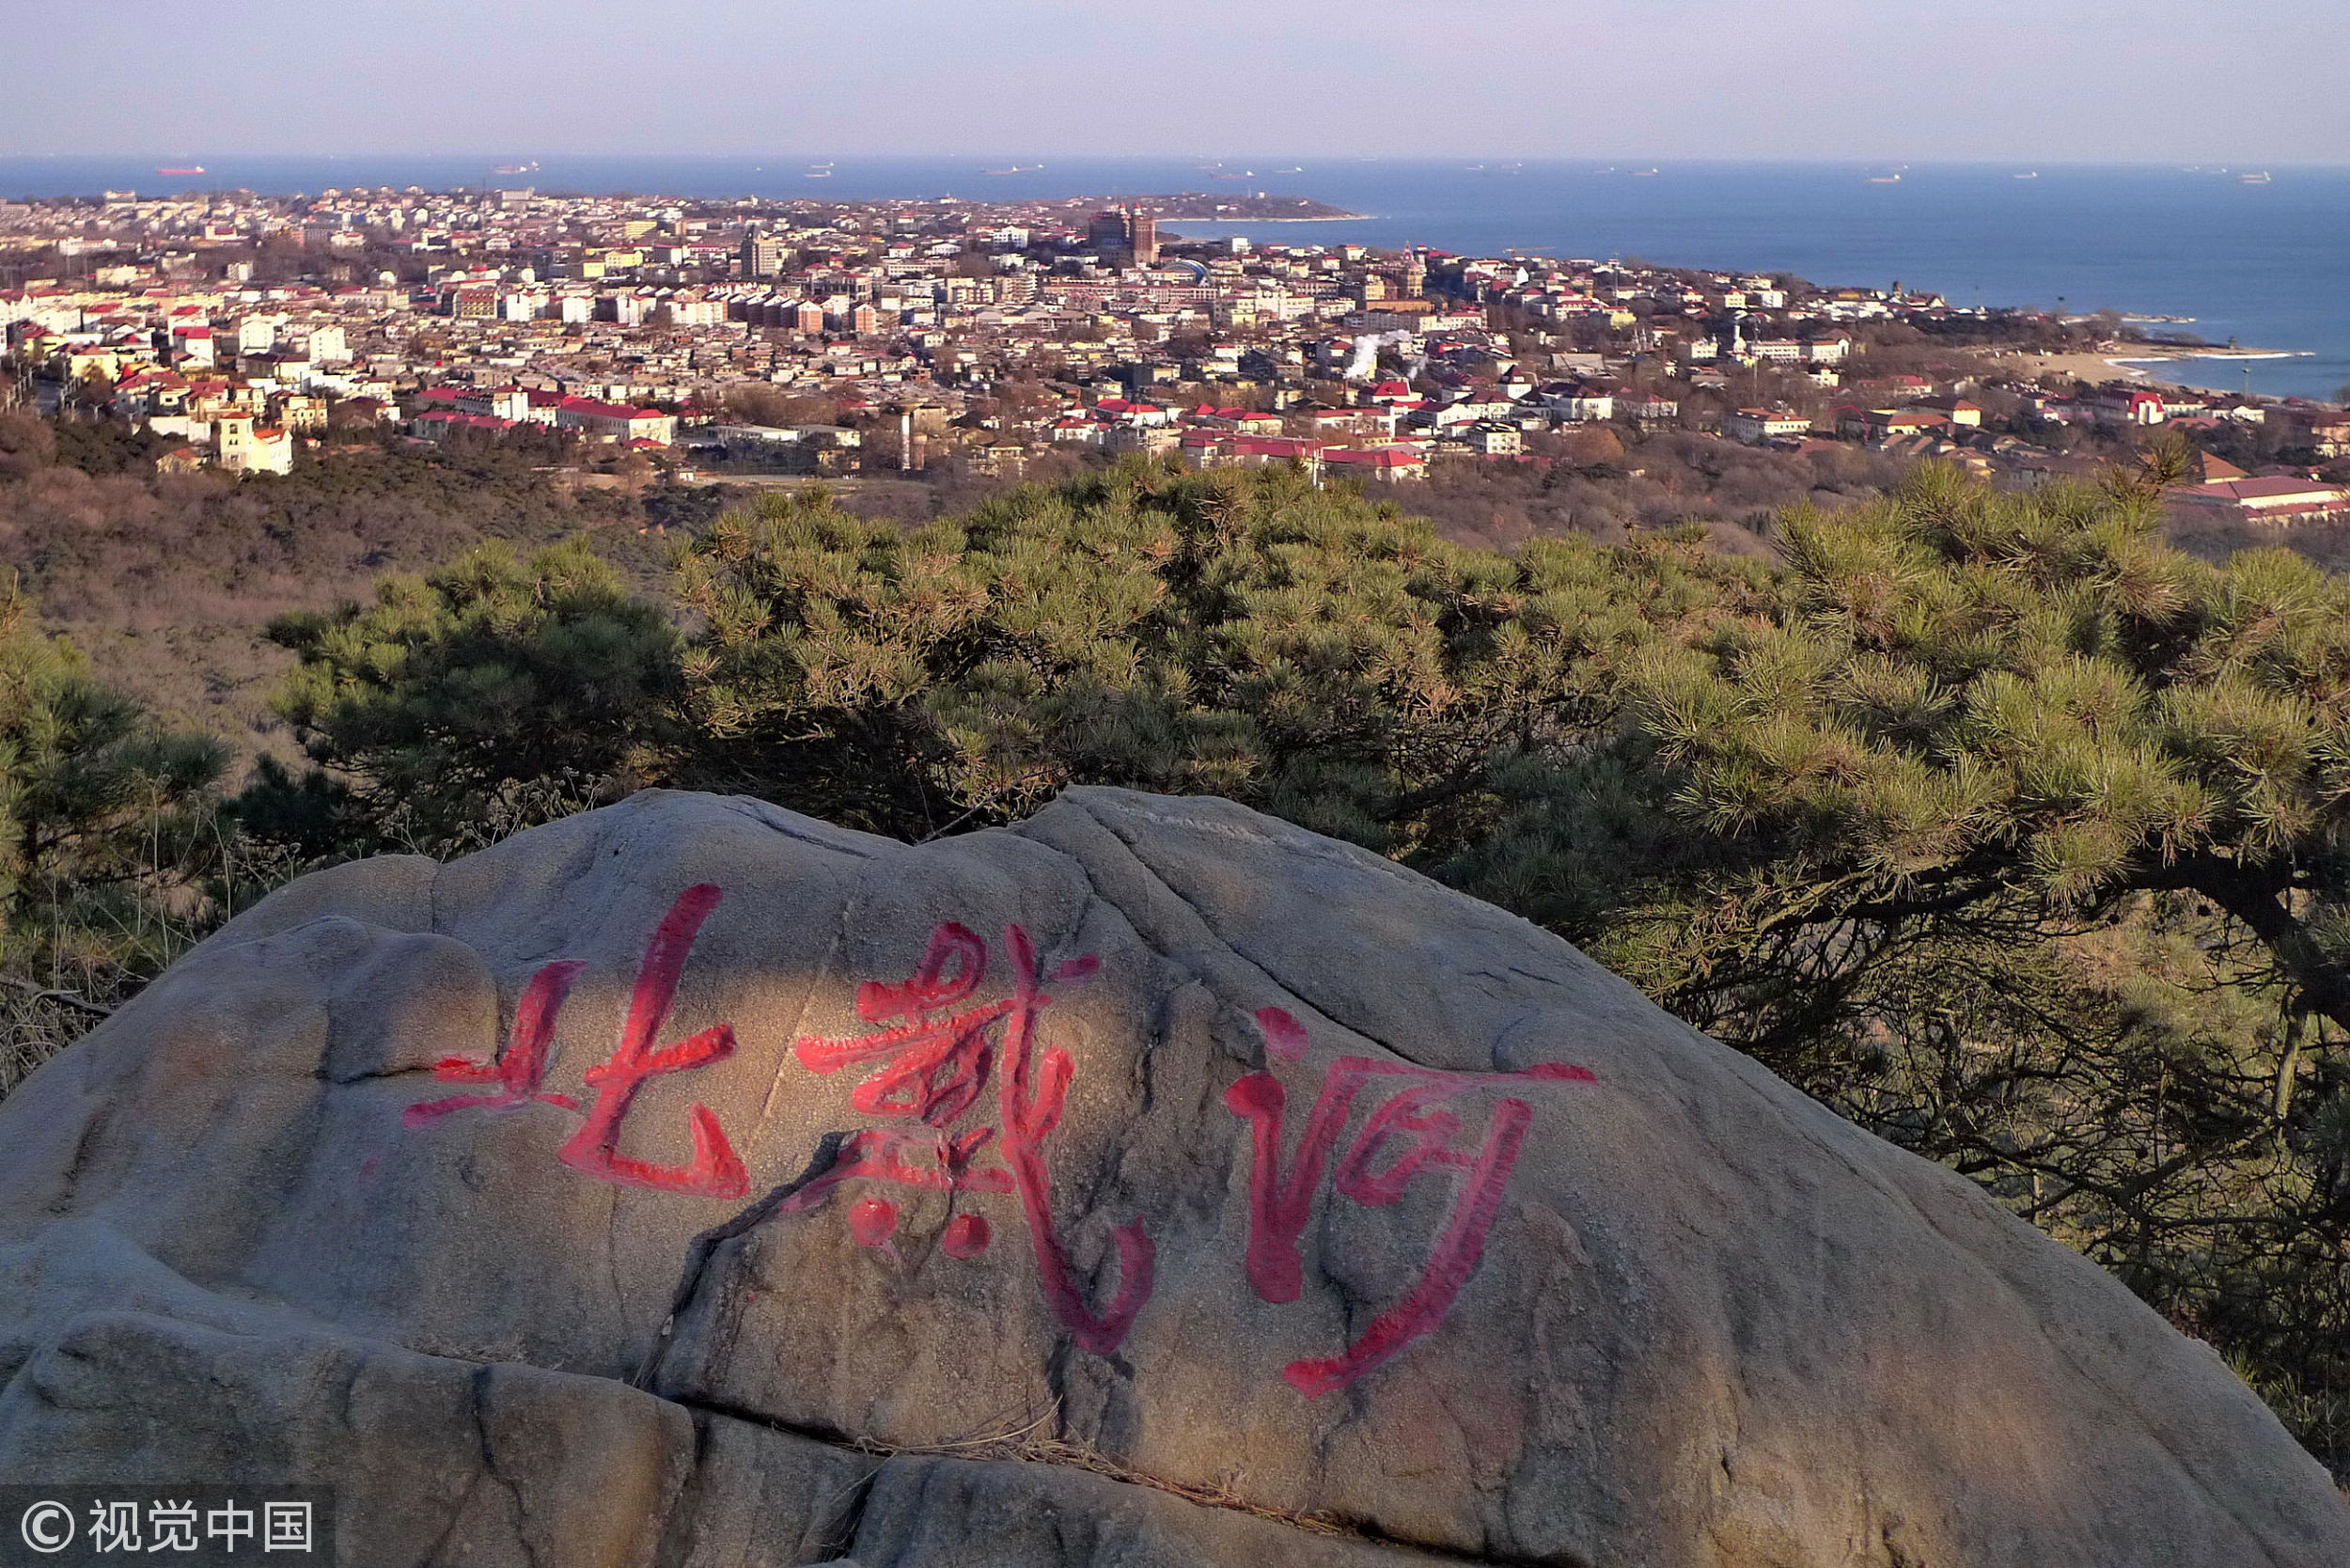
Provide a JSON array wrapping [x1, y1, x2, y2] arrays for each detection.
[[942, 1213, 992, 1259], [849, 1196, 901, 1247], [777, 1124, 1015, 1206], [1226, 1020, 1594, 1397], [793, 922, 1006, 1127], [995, 924, 1152, 1356], [556, 883, 749, 1199], [787, 923, 1152, 1356], [1256, 1005, 1309, 1061], [400, 884, 751, 1201], [401, 959, 587, 1126]]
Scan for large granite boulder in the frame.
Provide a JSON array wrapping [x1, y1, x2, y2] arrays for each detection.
[[0, 787, 2341, 1566]]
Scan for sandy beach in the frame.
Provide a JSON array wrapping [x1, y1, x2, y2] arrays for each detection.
[[2006, 345, 2308, 390]]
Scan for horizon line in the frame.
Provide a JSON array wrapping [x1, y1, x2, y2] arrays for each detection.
[[7, 153, 2350, 170]]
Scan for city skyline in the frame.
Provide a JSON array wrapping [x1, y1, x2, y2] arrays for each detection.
[[8, 1, 2347, 165]]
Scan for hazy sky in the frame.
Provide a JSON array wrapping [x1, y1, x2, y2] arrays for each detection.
[[11, 1, 2346, 163]]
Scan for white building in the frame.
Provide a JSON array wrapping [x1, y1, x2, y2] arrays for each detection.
[[214, 413, 293, 475], [1726, 408, 1813, 444]]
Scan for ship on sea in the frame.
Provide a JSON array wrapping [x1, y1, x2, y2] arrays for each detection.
[[2240, 171, 2273, 184], [155, 165, 206, 176], [492, 162, 539, 176]]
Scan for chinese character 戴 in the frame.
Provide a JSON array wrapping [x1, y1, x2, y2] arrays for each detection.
[[785, 922, 1152, 1355], [261, 1500, 314, 1555]]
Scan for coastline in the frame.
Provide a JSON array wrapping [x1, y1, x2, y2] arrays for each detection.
[[1163, 213, 1369, 225], [2008, 345, 2311, 390], [2115, 344, 2310, 363]]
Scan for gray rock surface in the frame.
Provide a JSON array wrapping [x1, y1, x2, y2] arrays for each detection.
[[0, 786, 2342, 1566]]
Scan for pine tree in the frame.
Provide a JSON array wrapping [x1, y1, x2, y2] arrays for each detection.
[[255, 539, 680, 855], [0, 582, 234, 1093]]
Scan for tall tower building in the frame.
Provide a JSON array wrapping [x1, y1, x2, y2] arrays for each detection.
[[1087, 211, 1130, 255], [1404, 243, 1426, 299], [739, 225, 785, 279], [1127, 206, 1158, 266]]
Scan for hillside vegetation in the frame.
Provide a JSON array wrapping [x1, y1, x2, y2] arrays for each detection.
[[0, 416, 706, 763], [1, 453, 2346, 1478]]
